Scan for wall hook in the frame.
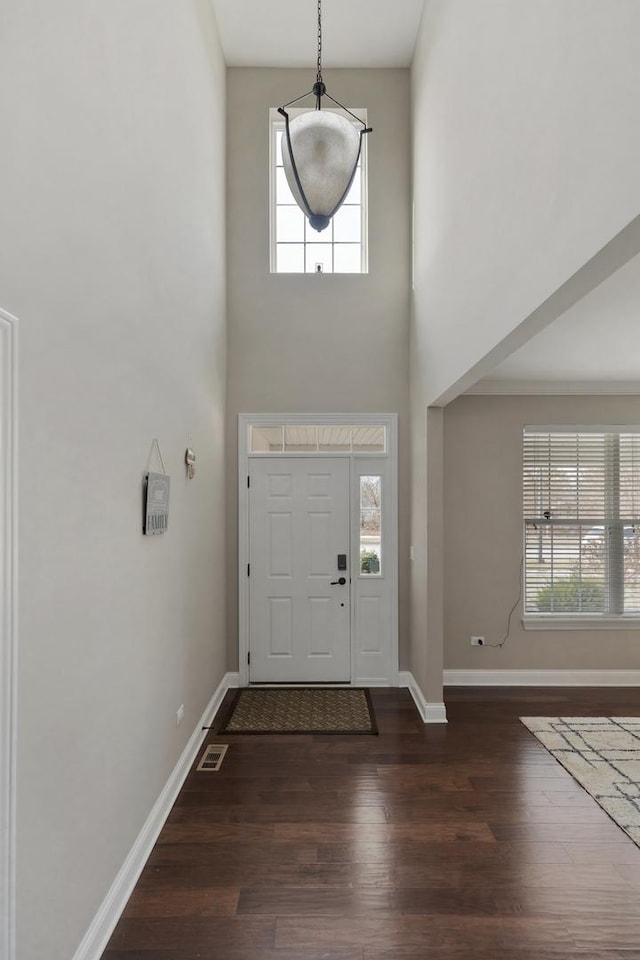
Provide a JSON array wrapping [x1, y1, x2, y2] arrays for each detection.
[[185, 448, 196, 479]]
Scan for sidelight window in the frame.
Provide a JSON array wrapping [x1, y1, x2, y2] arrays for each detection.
[[360, 476, 382, 576]]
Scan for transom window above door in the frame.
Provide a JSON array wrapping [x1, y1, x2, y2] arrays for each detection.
[[249, 423, 386, 455]]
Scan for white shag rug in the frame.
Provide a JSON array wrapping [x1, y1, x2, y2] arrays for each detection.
[[520, 716, 640, 847]]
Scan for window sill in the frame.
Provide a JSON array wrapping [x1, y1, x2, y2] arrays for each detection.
[[523, 616, 640, 631]]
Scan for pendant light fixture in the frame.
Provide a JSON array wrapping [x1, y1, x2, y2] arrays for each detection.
[[278, 0, 372, 233]]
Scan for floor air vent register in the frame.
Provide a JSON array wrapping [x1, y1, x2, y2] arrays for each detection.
[[196, 743, 228, 772]]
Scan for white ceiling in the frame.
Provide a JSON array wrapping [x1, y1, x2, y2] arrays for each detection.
[[479, 252, 640, 387], [210, 0, 426, 68]]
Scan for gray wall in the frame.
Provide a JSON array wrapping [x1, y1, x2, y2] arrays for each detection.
[[410, 0, 640, 704], [0, 3, 227, 958], [444, 395, 640, 670], [225, 68, 411, 669]]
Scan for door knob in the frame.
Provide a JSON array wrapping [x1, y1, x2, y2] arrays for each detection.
[[330, 577, 347, 586]]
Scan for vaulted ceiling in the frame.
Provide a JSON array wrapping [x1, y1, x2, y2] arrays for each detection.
[[479, 250, 640, 389], [211, 0, 426, 68], [212, 0, 640, 393]]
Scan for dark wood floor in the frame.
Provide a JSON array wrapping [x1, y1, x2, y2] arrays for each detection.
[[102, 686, 640, 960]]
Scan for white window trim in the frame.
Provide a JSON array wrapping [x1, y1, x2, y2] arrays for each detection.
[[269, 107, 369, 275], [526, 424, 640, 433], [237, 413, 398, 688], [522, 424, 640, 629], [523, 615, 640, 631], [0, 308, 17, 960]]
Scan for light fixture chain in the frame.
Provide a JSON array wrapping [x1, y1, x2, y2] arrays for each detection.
[[316, 0, 322, 83]]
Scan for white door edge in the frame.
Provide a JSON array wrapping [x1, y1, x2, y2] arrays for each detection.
[[238, 414, 399, 689], [0, 308, 18, 960]]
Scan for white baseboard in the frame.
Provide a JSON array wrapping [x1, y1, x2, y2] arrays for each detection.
[[72, 670, 239, 960], [444, 669, 640, 687], [398, 671, 447, 723], [357, 678, 398, 687]]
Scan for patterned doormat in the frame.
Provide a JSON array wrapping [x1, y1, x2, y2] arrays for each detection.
[[218, 687, 378, 735], [521, 716, 640, 847]]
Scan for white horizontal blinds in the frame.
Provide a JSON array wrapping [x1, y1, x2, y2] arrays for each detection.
[[523, 430, 640, 616], [620, 432, 640, 519], [619, 433, 640, 613]]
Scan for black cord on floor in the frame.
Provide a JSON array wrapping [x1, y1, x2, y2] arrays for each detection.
[[483, 556, 523, 648]]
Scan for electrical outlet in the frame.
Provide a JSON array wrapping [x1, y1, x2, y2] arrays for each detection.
[[176, 704, 185, 726], [470, 636, 485, 647]]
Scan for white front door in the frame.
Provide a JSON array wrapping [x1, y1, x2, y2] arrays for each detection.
[[249, 458, 351, 682]]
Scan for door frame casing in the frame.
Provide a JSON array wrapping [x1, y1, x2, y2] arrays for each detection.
[[238, 413, 398, 688], [0, 309, 18, 960]]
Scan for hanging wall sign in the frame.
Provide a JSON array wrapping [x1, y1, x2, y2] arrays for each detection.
[[144, 472, 170, 535]]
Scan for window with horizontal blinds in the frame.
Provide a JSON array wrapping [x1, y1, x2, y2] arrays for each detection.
[[523, 429, 640, 617]]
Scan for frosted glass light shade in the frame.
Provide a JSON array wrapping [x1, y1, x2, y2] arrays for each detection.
[[281, 111, 360, 232]]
